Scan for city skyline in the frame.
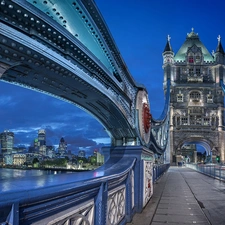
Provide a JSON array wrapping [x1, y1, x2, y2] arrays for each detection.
[[1, 0, 225, 154]]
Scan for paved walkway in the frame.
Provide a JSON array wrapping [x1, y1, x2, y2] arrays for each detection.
[[127, 166, 225, 225]]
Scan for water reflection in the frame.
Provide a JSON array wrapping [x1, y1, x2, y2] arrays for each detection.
[[0, 168, 73, 180], [0, 168, 76, 192]]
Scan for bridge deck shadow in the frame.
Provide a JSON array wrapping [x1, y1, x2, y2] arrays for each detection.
[[127, 166, 225, 225]]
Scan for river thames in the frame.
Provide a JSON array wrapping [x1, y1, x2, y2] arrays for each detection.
[[0, 167, 74, 181]]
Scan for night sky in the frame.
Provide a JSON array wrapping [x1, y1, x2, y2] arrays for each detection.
[[0, 0, 225, 155]]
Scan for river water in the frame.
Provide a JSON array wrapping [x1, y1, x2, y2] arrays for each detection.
[[0, 167, 74, 181]]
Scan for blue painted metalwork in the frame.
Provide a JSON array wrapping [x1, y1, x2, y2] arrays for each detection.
[[0, 0, 171, 224], [151, 79, 171, 154], [153, 163, 170, 182], [0, 147, 169, 224], [220, 79, 225, 94]]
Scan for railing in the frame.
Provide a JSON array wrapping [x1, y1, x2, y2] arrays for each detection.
[[186, 163, 225, 181], [0, 147, 170, 225], [153, 163, 170, 182]]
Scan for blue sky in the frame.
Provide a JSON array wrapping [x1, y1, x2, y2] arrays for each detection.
[[0, 0, 225, 155]]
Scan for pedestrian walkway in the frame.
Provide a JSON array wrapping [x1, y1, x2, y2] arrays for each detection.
[[127, 166, 225, 225]]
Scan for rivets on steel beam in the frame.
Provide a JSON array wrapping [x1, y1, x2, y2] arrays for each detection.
[[2, 39, 7, 44]]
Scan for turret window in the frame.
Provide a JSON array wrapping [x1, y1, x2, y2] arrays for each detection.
[[177, 91, 183, 102], [188, 56, 194, 63], [196, 55, 201, 63]]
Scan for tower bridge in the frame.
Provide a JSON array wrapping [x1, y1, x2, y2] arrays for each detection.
[[163, 29, 225, 165]]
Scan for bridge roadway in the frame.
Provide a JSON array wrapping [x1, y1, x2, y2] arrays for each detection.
[[127, 166, 225, 225]]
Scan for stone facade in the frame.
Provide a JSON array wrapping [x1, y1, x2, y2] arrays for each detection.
[[163, 30, 225, 164]]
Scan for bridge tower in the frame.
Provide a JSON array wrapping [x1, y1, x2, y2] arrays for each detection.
[[163, 29, 225, 165]]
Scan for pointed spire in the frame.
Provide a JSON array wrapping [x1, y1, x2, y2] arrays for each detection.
[[216, 35, 224, 54], [163, 35, 173, 52]]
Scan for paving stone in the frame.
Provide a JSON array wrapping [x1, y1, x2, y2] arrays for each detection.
[[127, 166, 225, 225]]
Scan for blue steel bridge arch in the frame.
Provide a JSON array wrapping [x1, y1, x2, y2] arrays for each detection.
[[0, 0, 169, 153]]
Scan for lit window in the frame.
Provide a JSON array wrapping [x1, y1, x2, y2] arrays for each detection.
[[207, 94, 213, 103], [188, 56, 194, 63], [177, 94, 183, 102], [181, 117, 188, 125], [203, 118, 210, 126], [196, 55, 201, 63]]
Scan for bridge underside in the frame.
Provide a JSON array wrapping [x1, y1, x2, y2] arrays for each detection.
[[0, 0, 139, 144], [0, 40, 135, 143], [0, 0, 170, 154]]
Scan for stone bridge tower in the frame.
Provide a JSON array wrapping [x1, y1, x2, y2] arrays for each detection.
[[163, 29, 225, 165]]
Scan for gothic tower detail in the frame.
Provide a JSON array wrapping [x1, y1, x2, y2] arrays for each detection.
[[164, 29, 225, 164], [163, 35, 174, 93]]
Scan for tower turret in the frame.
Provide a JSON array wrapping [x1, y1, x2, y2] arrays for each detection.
[[214, 35, 224, 64], [163, 35, 174, 93], [162, 35, 174, 64]]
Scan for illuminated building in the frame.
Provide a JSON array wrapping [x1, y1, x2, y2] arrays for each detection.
[[0, 130, 14, 155], [38, 129, 46, 146], [96, 151, 104, 165], [46, 146, 55, 158], [13, 153, 26, 166], [38, 129, 46, 156], [163, 29, 225, 164], [58, 137, 67, 156]]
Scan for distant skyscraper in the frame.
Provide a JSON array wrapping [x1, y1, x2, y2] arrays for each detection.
[[58, 137, 67, 156], [0, 130, 14, 155], [38, 129, 46, 156], [38, 129, 46, 146], [33, 138, 39, 153]]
